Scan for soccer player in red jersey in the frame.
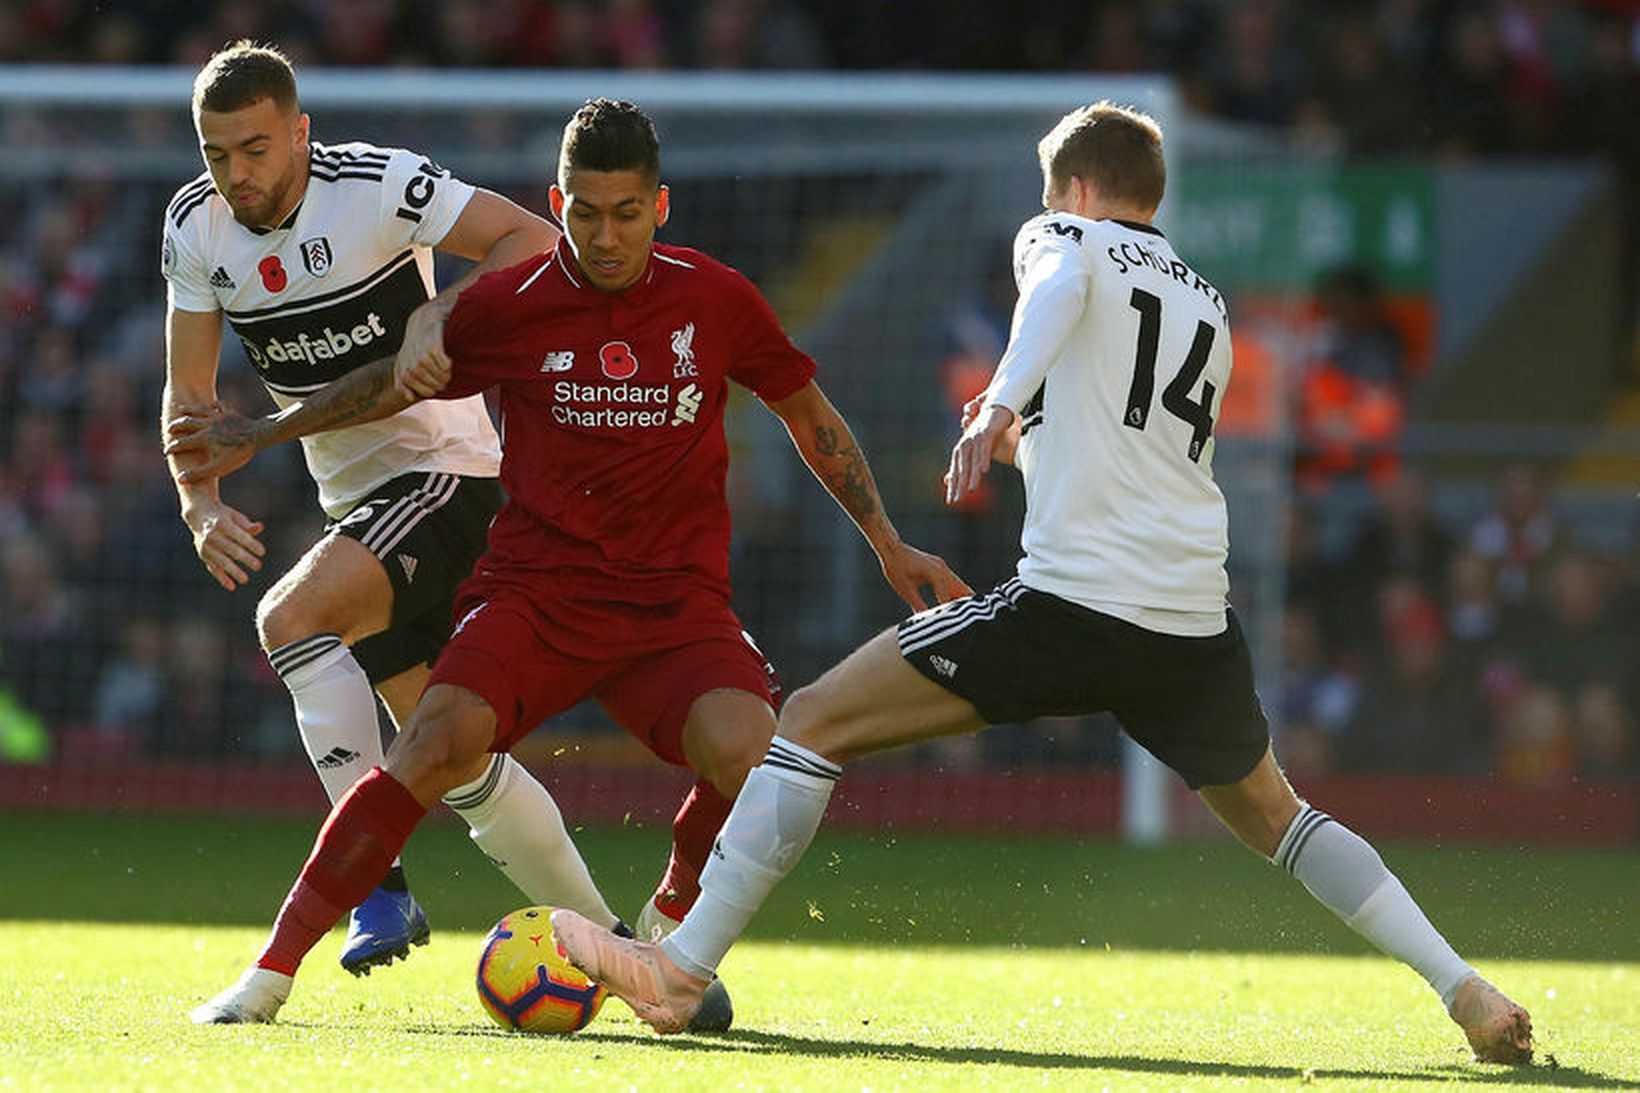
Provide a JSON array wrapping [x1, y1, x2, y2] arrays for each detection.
[[181, 98, 969, 1024]]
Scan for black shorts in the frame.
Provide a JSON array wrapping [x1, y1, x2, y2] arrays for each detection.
[[325, 471, 503, 685], [897, 577, 1269, 789]]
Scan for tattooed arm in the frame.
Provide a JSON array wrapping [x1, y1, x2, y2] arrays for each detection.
[[765, 381, 971, 611], [163, 356, 413, 485]]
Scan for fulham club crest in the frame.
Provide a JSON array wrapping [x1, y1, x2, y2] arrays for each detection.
[[300, 236, 334, 276]]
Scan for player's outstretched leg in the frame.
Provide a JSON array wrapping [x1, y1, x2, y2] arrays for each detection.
[[1449, 976, 1534, 1064], [340, 882, 431, 975], [189, 967, 293, 1025], [552, 909, 709, 1034], [268, 632, 431, 975]]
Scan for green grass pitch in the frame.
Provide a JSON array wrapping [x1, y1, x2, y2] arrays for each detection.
[[1, 811, 1635, 1091]]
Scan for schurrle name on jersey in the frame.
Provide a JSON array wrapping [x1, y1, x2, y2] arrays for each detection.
[[1106, 240, 1225, 317]]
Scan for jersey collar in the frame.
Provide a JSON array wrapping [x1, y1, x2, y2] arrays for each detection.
[[553, 237, 660, 300], [1110, 218, 1164, 238], [246, 199, 304, 236]]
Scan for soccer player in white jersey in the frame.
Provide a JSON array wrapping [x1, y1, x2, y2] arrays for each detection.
[[160, 41, 625, 977], [553, 102, 1536, 1065]]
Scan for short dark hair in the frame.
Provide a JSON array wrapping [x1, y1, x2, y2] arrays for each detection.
[[1038, 101, 1165, 212], [192, 40, 298, 116], [559, 99, 660, 188]]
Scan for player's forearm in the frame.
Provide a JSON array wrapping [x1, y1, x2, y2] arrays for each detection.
[[162, 382, 223, 512], [795, 413, 903, 554], [261, 356, 414, 449]]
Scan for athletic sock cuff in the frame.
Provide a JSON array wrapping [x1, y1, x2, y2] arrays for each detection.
[[268, 633, 347, 682], [443, 754, 506, 811], [1271, 805, 1332, 872], [762, 736, 842, 782]]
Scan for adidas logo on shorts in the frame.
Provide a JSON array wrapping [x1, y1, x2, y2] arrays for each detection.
[[928, 654, 959, 678]]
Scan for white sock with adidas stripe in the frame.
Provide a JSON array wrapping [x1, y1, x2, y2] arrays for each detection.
[[443, 754, 618, 930], [1274, 805, 1474, 1007], [661, 736, 841, 980], [269, 633, 402, 873]]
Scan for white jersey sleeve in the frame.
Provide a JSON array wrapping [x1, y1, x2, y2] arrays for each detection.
[[372, 144, 476, 251], [160, 177, 218, 313], [999, 211, 1234, 623], [985, 224, 1088, 418]]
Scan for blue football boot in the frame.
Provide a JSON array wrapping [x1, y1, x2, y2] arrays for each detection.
[[340, 886, 431, 976]]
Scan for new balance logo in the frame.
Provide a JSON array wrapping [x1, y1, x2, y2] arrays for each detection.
[[314, 746, 361, 769], [928, 654, 959, 678], [397, 552, 418, 583], [209, 266, 235, 289], [540, 351, 575, 372]]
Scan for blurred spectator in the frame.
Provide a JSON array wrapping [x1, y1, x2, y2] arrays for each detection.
[[1200, 0, 1306, 127], [1294, 264, 1410, 495], [89, 616, 167, 755], [692, 0, 829, 70], [1338, 577, 1486, 773], [1312, 7, 1424, 155], [1333, 468, 1453, 651], [1497, 551, 1635, 780], [1445, 545, 1510, 670], [1469, 461, 1563, 604], [1429, 5, 1517, 157], [1274, 602, 1360, 776], [154, 617, 266, 758], [0, 529, 93, 728]]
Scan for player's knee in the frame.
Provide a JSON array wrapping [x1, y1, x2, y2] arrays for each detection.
[[778, 685, 849, 763], [255, 582, 321, 650], [696, 724, 771, 797], [384, 686, 495, 799]]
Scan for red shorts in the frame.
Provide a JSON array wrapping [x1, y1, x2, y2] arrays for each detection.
[[427, 588, 780, 764]]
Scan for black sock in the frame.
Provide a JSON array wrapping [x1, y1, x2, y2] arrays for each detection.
[[380, 864, 409, 893]]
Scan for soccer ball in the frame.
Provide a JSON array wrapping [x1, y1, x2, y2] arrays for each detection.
[[475, 906, 607, 1033]]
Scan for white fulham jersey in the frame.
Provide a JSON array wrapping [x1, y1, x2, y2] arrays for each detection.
[[984, 211, 1233, 629], [162, 140, 501, 517]]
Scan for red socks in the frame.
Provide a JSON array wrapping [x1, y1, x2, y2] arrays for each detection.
[[257, 768, 427, 975], [651, 779, 733, 922]]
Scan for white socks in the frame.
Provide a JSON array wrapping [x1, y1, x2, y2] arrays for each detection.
[[662, 737, 841, 980], [443, 753, 618, 930], [270, 634, 387, 803], [270, 635, 404, 875], [1274, 805, 1474, 1008]]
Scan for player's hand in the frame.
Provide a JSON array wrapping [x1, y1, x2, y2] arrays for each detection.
[[164, 404, 263, 483], [945, 401, 1016, 505], [394, 306, 452, 398], [877, 540, 973, 612], [182, 499, 265, 591]]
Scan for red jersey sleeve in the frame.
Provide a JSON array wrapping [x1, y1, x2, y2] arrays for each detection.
[[721, 266, 817, 401], [434, 266, 521, 400]]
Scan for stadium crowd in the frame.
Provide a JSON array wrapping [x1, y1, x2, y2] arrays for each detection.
[[0, 1, 1632, 161], [0, 0, 1635, 783]]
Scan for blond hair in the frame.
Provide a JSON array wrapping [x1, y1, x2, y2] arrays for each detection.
[[1038, 101, 1165, 212]]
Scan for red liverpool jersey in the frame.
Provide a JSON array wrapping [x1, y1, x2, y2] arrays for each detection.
[[439, 239, 816, 609]]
